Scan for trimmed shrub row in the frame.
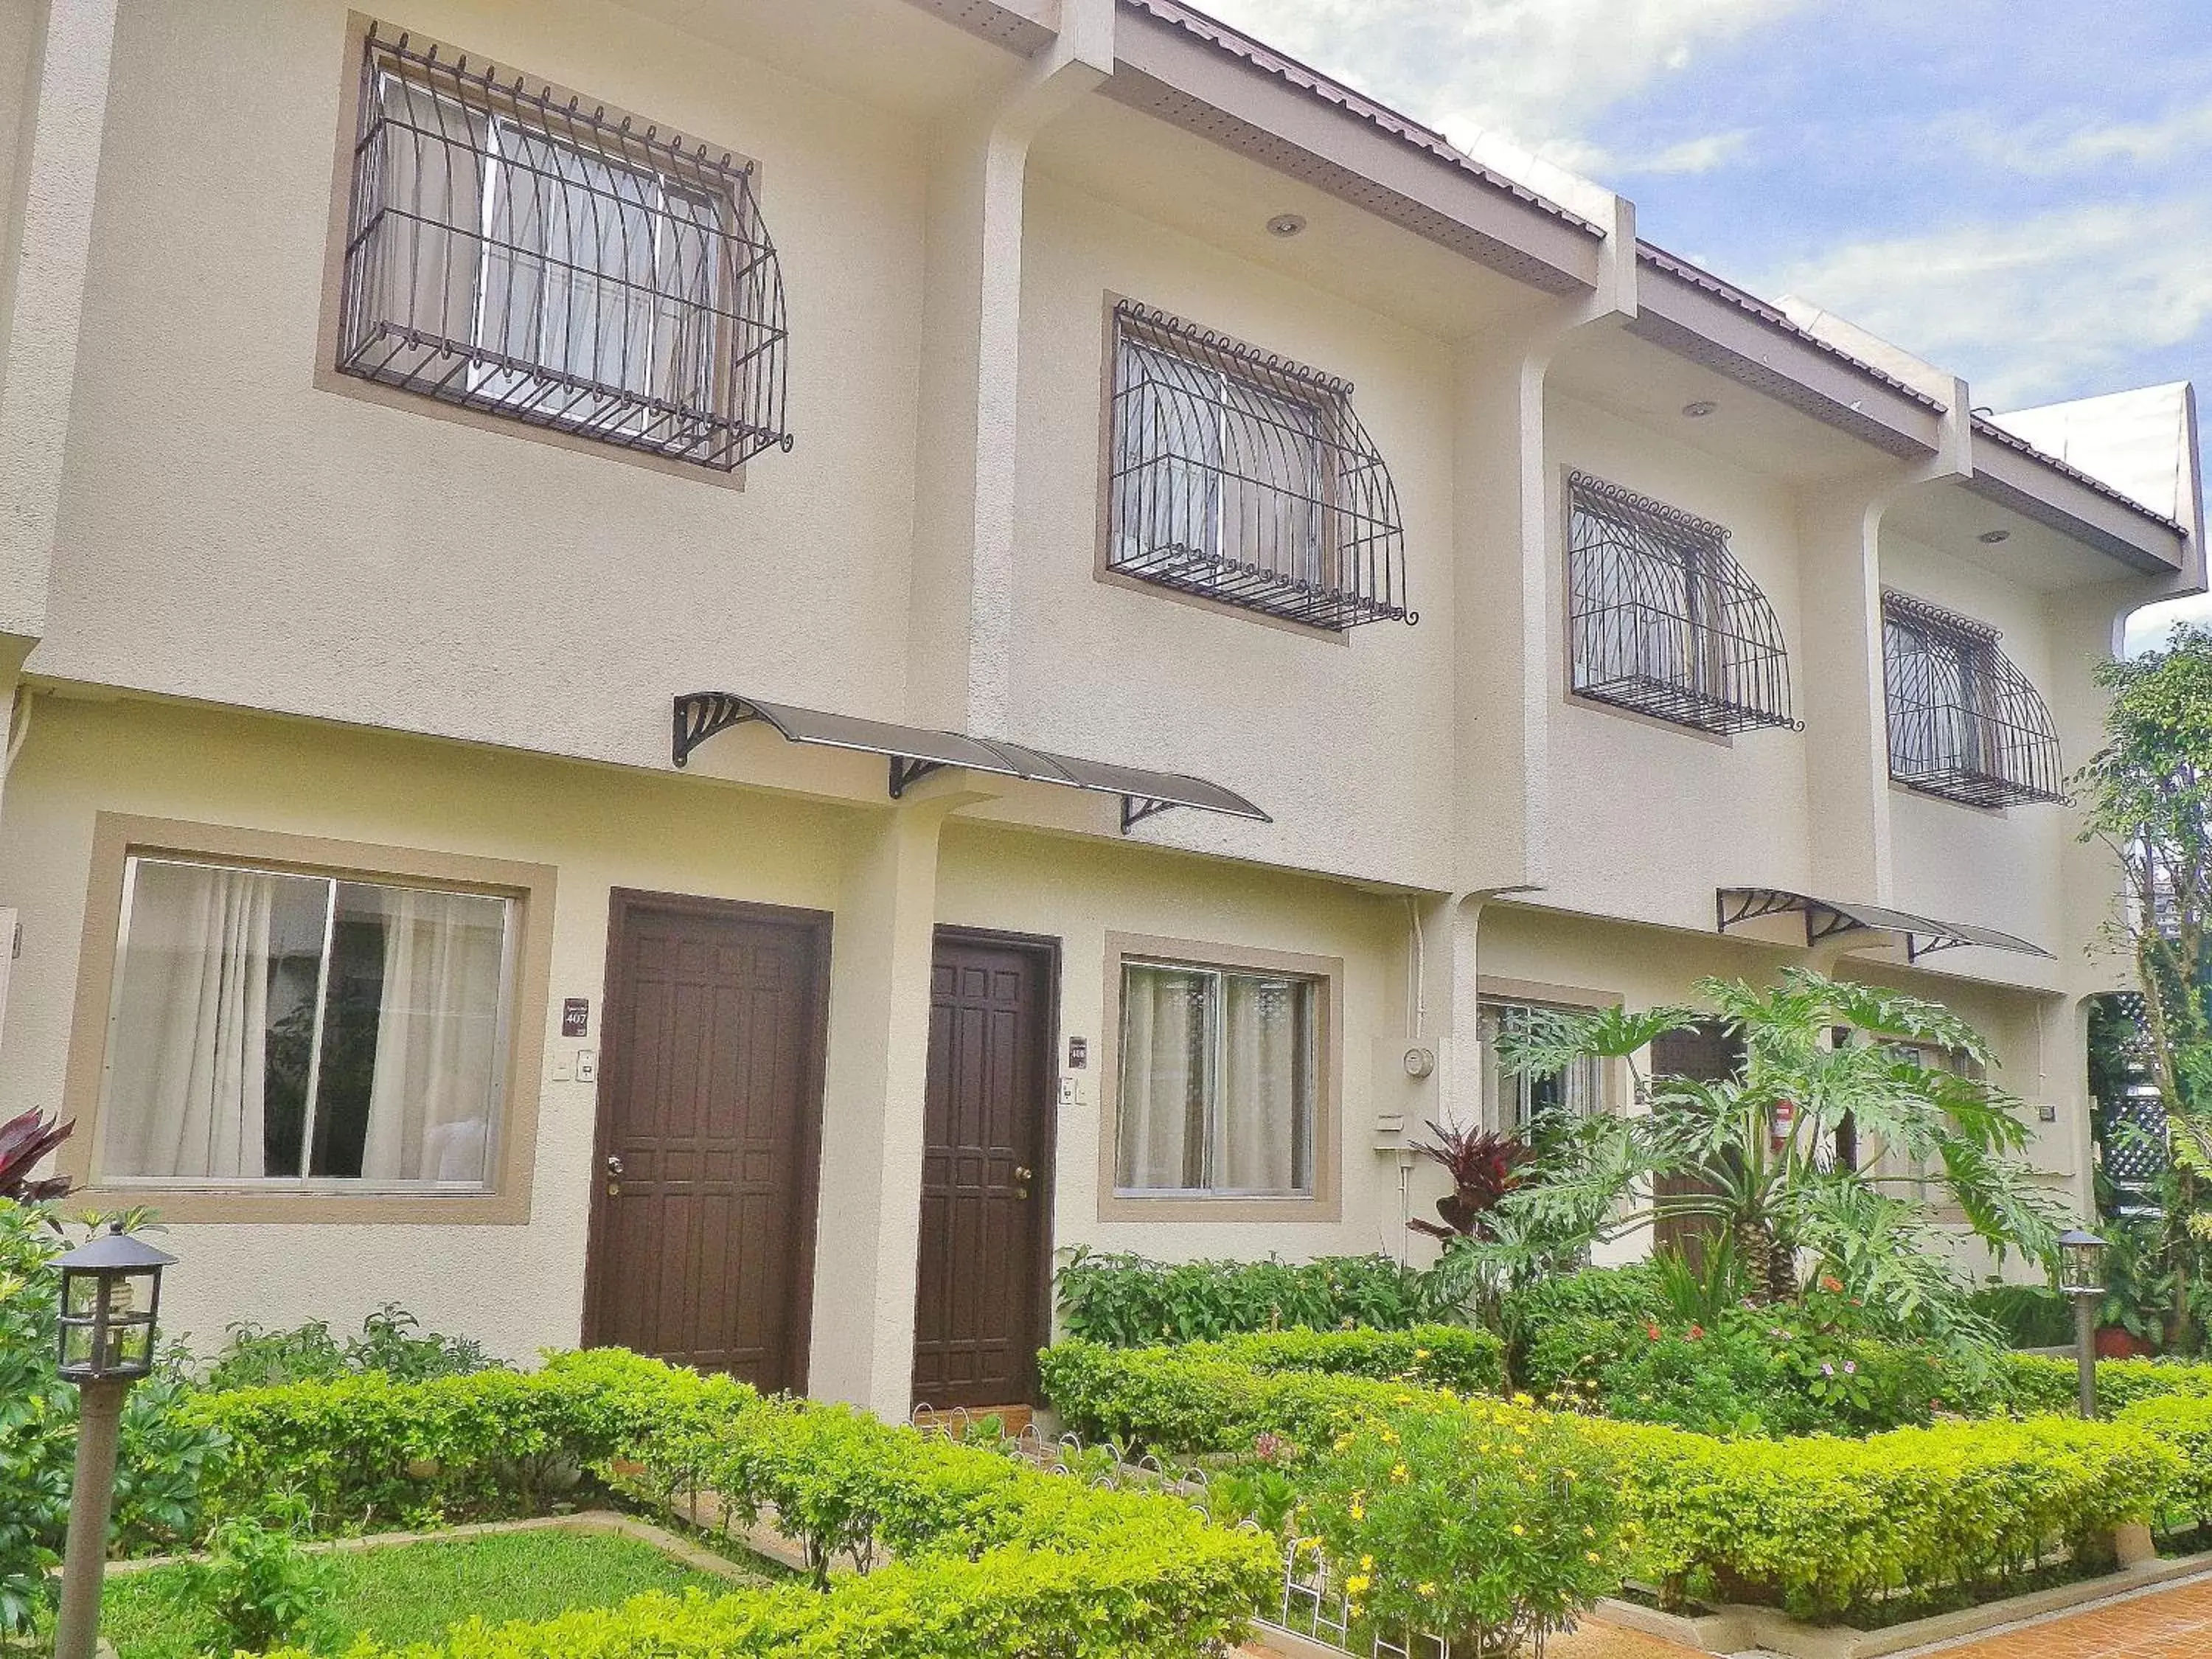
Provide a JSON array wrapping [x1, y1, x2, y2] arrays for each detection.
[[1053, 1247, 1458, 1346], [1038, 1335, 2197, 1621], [190, 1349, 1275, 1659]]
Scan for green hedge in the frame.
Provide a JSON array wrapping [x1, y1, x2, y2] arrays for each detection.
[[1038, 1338, 2188, 1621], [190, 1349, 1275, 1658], [1052, 1247, 1458, 1345], [1200, 1325, 1503, 1395]]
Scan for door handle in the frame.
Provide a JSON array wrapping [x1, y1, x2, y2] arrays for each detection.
[[1014, 1166, 1033, 1180], [606, 1154, 625, 1177]]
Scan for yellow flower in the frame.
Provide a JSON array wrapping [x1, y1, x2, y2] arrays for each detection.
[[1512, 1524, 1526, 1537], [1348, 1602, 1364, 1620], [1586, 1551, 1604, 1565], [1582, 1526, 1596, 1539], [1416, 1582, 1437, 1599], [1349, 1500, 1366, 1521], [1413, 1349, 1430, 1360], [1512, 1392, 1535, 1408], [1390, 1463, 1410, 1484], [1394, 1394, 1414, 1406], [1360, 1556, 1375, 1573], [1344, 1574, 1371, 1596]]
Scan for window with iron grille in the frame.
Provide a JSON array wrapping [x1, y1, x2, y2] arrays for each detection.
[[335, 25, 791, 472], [1105, 301, 1411, 630], [1882, 591, 2064, 807], [1566, 472, 1797, 734]]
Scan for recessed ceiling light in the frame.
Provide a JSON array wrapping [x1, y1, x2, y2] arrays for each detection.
[[1682, 400, 1718, 418], [1265, 212, 1307, 238], [1978, 529, 2012, 544]]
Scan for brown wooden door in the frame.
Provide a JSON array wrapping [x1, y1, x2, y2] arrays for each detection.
[[585, 891, 830, 1392], [1650, 1019, 1746, 1270], [911, 931, 1055, 1410]]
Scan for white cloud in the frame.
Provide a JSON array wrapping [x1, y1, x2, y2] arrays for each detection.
[[1950, 100, 2212, 175], [1624, 129, 1753, 174], [1189, 0, 1806, 159], [1770, 195, 2212, 406]]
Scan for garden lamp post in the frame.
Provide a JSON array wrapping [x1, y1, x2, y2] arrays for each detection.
[[2058, 1227, 2108, 1421], [52, 1222, 174, 1659]]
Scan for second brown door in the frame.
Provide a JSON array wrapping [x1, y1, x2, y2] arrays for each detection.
[[911, 931, 1054, 1409]]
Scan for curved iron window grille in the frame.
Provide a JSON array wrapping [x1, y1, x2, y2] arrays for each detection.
[[1882, 591, 2064, 807], [337, 25, 792, 472], [1106, 301, 1411, 630], [1566, 472, 1798, 734]]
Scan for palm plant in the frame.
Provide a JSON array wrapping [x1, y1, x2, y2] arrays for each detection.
[[1491, 970, 2060, 1334]]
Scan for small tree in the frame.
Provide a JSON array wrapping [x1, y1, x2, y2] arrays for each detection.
[[1491, 970, 2058, 1335], [2077, 622, 2212, 1348]]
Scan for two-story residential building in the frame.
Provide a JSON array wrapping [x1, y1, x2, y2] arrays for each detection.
[[0, 0, 2201, 1419]]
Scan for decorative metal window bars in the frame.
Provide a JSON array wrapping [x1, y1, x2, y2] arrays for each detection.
[[337, 26, 792, 471], [1566, 473, 1797, 734], [1107, 301, 1412, 630], [1882, 591, 2064, 807]]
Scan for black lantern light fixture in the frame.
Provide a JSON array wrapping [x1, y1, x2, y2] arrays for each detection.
[[56, 1221, 173, 1382], [2056, 1225, 2107, 1421], [52, 1222, 175, 1659]]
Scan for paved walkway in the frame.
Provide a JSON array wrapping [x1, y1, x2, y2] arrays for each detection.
[[1905, 1575, 2212, 1659]]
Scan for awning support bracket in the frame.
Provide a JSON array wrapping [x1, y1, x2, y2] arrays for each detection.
[[673, 692, 762, 769], [888, 757, 949, 799], [1121, 797, 1178, 832]]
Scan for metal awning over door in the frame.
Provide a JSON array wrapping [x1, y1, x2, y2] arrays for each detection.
[[672, 693, 1270, 832], [1715, 886, 2051, 962]]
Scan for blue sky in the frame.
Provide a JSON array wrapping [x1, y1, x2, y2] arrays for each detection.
[[1201, 0, 2212, 636]]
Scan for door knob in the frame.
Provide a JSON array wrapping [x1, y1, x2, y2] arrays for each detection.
[[606, 1154, 625, 1177], [1014, 1166, 1033, 1180]]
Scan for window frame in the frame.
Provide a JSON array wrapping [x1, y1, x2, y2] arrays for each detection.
[[1093, 295, 1411, 637], [1475, 975, 1625, 1133], [314, 13, 768, 491], [1096, 933, 1342, 1223], [60, 815, 557, 1225]]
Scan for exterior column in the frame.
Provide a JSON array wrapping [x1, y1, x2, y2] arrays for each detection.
[[905, 0, 1110, 734], [1, 0, 123, 646], [807, 790, 975, 1419], [1795, 483, 1898, 903]]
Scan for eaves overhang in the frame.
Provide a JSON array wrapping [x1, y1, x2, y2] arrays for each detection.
[[902, 0, 1057, 54], [1966, 417, 2190, 576], [1629, 246, 1946, 460], [1107, 1, 1603, 296]]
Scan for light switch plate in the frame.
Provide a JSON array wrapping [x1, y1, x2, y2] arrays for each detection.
[[575, 1049, 599, 1083], [1058, 1075, 1079, 1107], [550, 1051, 574, 1082]]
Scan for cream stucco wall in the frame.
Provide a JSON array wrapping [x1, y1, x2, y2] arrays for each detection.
[[1003, 175, 1464, 891], [1540, 394, 1817, 931], [0, 695, 1454, 1374], [29, 0, 933, 765]]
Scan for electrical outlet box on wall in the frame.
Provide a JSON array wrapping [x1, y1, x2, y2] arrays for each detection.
[[1369, 1033, 1444, 1150]]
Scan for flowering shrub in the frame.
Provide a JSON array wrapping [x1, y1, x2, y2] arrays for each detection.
[[1299, 1399, 1625, 1655]]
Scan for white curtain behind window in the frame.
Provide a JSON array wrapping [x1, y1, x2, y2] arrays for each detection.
[[1217, 975, 1307, 1193], [102, 864, 285, 1179], [1115, 337, 1222, 564], [1116, 964, 1208, 1191], [359, 886, 507, 1185], [369, 74, 487, 369]]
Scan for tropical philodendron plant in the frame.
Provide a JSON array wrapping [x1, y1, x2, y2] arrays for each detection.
[[1490, 970, 2060, 1335], [1405, 1120, 1528, 1241], [0, 1110, 71, 1203]]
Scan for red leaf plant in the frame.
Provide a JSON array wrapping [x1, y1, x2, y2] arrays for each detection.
[[1406, 1119, 1529, 1241], [0, 1109, 73, 1203]]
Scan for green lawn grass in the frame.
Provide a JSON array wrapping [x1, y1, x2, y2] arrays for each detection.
[[99, 1526, 767, 1659]]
